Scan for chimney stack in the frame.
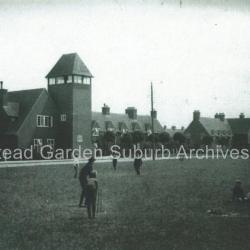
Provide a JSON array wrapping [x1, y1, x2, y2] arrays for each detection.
[[171, 126, 176, 131], [214, 113, 219, 119], [102, 103, 110, 115], [239, 113, 245, 119], [193, 110, 200, 121], [125, 107, 137, 119], [0, 81, 8, 106]]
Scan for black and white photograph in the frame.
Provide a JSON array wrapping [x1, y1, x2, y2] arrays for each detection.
[[0, 0, 250, 249]]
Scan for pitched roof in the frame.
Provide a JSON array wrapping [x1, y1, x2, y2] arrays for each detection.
[[3, 102, 19, 117], [227, 118, 250, 134], [92, 112, 163, 133], [46, 53, 93, 78], [4, 88, 45, 134], [199, 117, 232, 136]]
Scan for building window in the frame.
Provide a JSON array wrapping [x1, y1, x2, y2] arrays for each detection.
[[67, 75, 73, 83], [37, 115, 53, 128], [47, 139, 55, 148], [77, 135, 83, 143], [44, 116, 50, 127], [49, 78, 56, 85], [34, 138, 43, 152], [56, 77, 64, 84], [92, 128, 100, 136], [37, 115, 43, 127], [83, 77, 91, 85], [60, 114, 67, 122], [74, 75, 82, 84]]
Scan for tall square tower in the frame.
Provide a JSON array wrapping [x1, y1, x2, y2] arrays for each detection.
[[46, 53, 92, 151]]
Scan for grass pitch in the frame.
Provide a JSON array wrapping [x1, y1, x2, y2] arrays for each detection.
[[1, 158, 250, 250]]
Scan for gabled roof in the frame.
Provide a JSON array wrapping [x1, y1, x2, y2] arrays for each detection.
[[46, 53, 93, 78], [92, 112, 163, 133], [227, 118, 250, 134], [4, 88, 45, 134], [199, 117, 232, 136]]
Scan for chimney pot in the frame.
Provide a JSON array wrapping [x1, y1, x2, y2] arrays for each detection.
[[239, 113, 245, 119], [218, 113, 225, 121], [171, 126, 176, 131]]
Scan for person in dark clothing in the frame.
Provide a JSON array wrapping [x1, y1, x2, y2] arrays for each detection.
[[85, 171, 98, 219], [79, 157, 95, 207], [134, 153, 143, 175], [232, 180, 245, 201], [112, 153, 118, 170], [112, 158, 118, 170]]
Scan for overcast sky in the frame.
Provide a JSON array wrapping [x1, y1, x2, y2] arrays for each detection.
[[0, 0, 250, 128]]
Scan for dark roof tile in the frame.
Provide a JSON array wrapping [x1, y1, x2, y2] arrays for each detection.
[[46, 53, 93, 78]]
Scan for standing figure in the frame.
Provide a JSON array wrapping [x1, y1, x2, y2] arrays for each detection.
[[73, 153, 80, 178], [134, 153, 143, 175], [232, 180, 245, 201], [86, 171, 98, 219], [112, 153, 118, 171], [79, 157, 95, 207]]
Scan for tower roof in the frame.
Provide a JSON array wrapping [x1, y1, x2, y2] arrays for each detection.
[[46, 53, 93, 78]]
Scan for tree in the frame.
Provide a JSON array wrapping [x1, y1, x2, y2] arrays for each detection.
[[202, 135, 213, 146], [120, 133, 133, 148], [102, 131, 115, 155], [146, 133, 160, 143], [217, 136, 229, 146], [158, 132, 170, 145], [173, 132, 186, 145], [131, 131, 145, 144], [103, 131, 115, 143]]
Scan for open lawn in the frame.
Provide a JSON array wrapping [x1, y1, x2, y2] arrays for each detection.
[[1, 158, 250, 250]]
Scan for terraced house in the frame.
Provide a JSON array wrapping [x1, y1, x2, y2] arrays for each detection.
[[91, 104, 163, 145]]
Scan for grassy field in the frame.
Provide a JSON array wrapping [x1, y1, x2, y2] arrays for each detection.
[[1, 158, 250, 250]]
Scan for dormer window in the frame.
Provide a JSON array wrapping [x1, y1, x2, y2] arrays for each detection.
[[49, 78, 56, 85], [67, 75, 73, 83], [83, 77, 91, 85], [56, 77, 64, 84], [74, 75, 82, 84]]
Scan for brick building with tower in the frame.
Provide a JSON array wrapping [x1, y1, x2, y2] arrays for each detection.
[[0, 53, 164, 158], [0, 53, 93, 157]]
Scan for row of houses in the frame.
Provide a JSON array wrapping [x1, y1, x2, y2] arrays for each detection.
[[185, 111, 250, 149], [0, 52, 249, 159]]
